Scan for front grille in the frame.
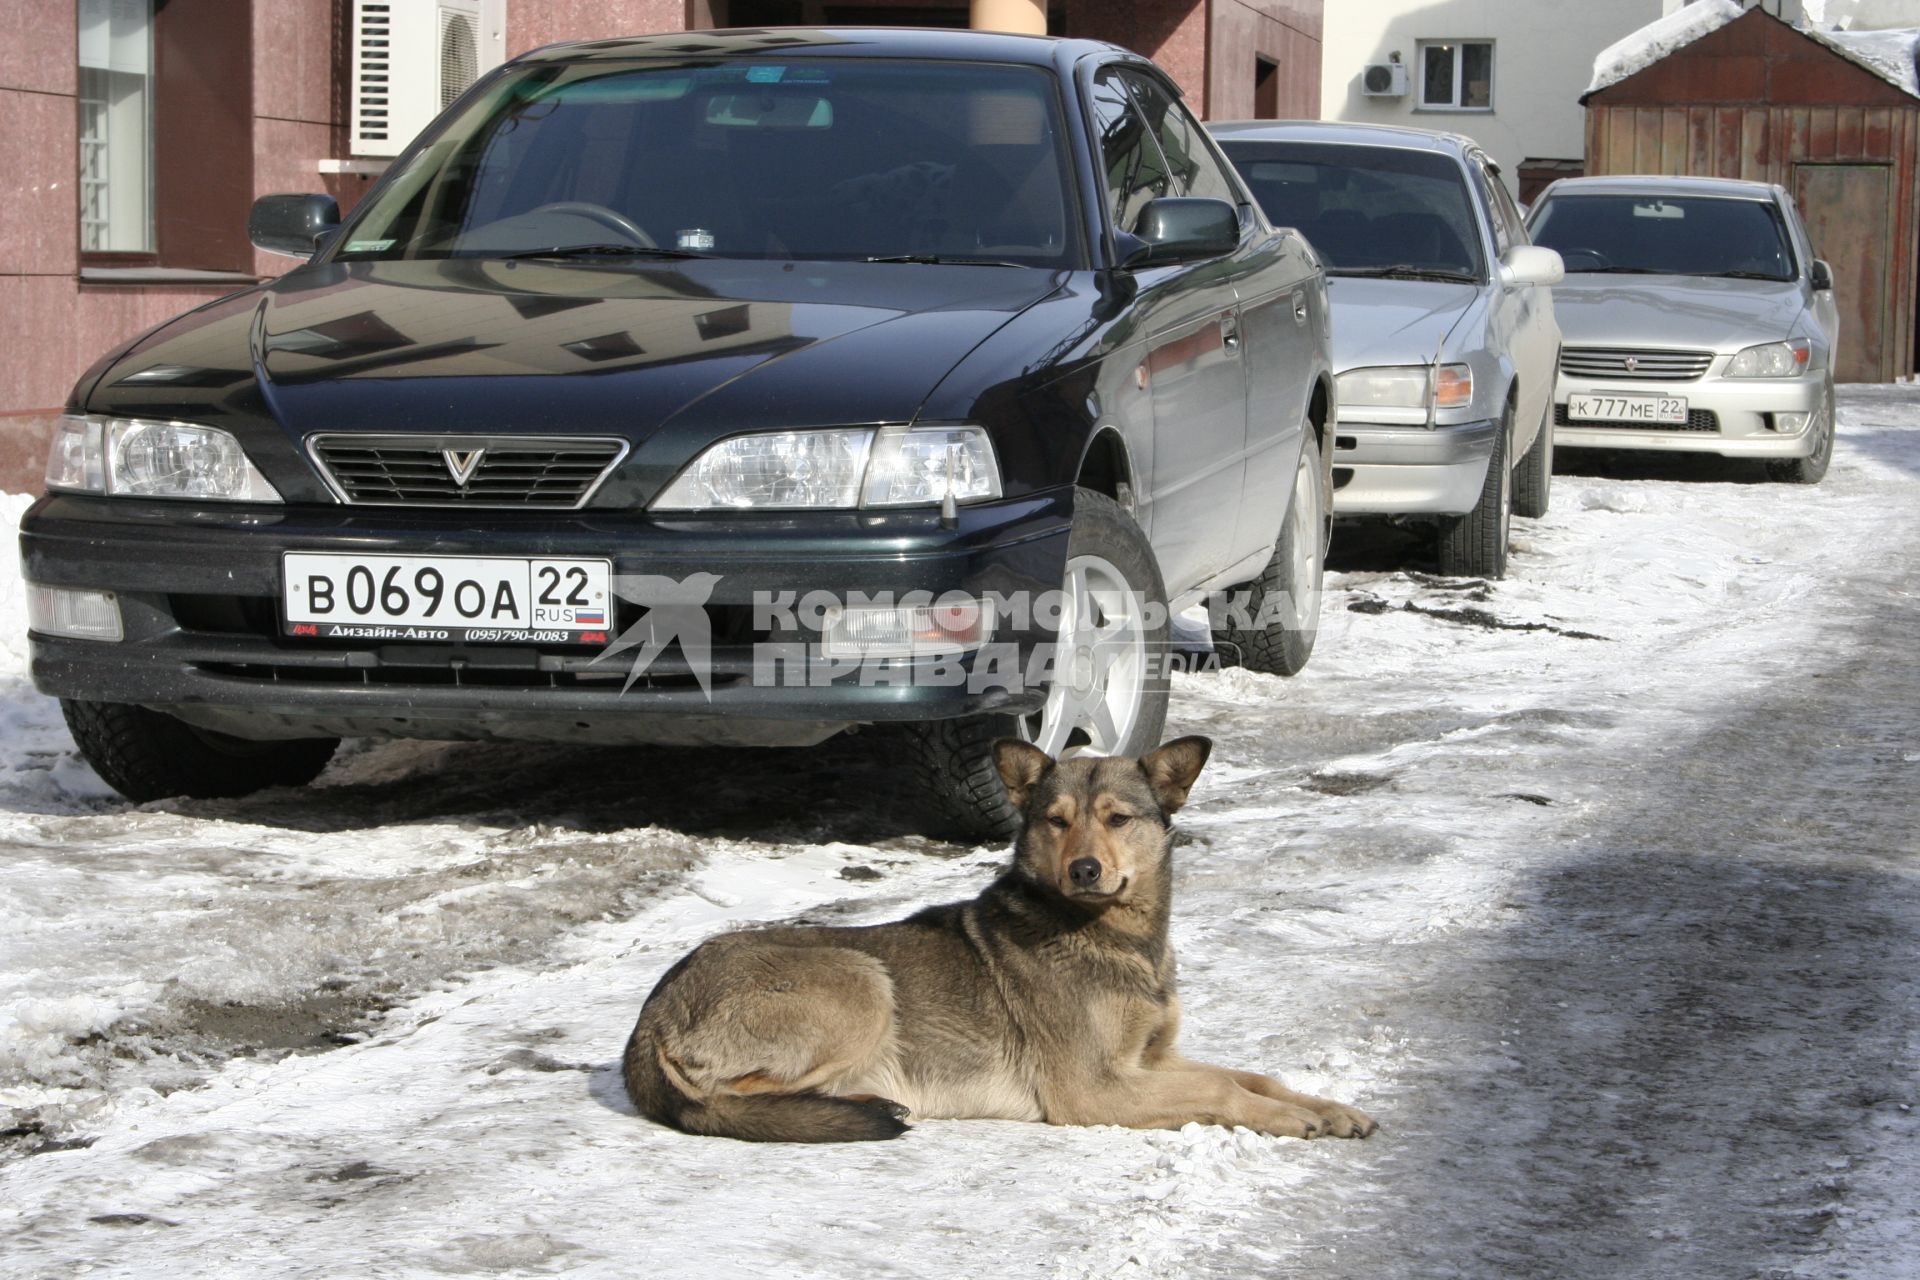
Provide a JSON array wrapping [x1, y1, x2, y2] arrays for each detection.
[[1560, 347, 1714, 381], [1556, 405, 1720, 433], [309, 434, 627, 508]]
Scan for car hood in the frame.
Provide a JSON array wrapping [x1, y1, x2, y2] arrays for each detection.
[[1326, 277, 1480, 372], [82, 258, 1061, 498], [1550, 274, 1806, 351]]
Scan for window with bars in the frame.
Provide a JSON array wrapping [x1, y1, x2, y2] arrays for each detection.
[[77, 0, 154, 254]]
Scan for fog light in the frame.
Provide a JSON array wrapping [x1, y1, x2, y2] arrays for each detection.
[[1770, 411, 1810, 433], [821, 597, 990, 658], [26, 585, 124, 641]]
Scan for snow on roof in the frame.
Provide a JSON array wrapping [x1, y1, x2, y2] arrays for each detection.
[[1586, 0, 1920, 101], [1817, 25, 1920, 97], [1586, 0, 1744, 98]]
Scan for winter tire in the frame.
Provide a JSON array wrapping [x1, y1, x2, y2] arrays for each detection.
[[1437, 403, 1513, 579], [1513, 393, 1554, 519], [61, 699, 338, 803], [1211, 431, 1325, 676], [903, 487, 1170, 841], [1766, 379, 1835, 485]]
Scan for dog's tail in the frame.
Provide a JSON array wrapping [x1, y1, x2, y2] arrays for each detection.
[[623, 1028, 908, 1144]]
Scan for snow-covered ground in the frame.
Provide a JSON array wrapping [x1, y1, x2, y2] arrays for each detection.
[[3, 390, 1918, 1277]]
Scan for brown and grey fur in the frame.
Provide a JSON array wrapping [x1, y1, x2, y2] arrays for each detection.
[[622, 736, 1377, 1143]]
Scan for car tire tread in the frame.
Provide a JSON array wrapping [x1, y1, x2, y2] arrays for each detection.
[[1212, 432, 1324, 677], [61, 699, 338, 803], [1437, 405, 1512, 579]]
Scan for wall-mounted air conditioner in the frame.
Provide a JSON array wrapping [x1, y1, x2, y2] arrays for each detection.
[[1361, 62, 1409, 98], [351, 0, 506, 157]]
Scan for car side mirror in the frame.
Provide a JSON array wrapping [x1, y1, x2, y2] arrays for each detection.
[[1810, 259, 1834, 291], [1500, 244, 1565, 288], [249, 193, 342, 259], [1119, 197, 1241, 269]]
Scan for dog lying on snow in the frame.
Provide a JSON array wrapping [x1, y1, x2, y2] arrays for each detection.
[[623, 736, 1376, 1143]]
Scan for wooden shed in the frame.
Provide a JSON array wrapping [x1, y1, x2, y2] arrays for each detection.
[[1581, 5, 1920, 382]]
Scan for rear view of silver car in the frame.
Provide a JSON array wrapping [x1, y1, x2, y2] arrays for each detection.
[[1526, 176, 1839, 484], [1213, 123, 1563, 579]]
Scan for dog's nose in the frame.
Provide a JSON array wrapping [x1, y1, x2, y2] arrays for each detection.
[[1068, 857, 1102, 888]]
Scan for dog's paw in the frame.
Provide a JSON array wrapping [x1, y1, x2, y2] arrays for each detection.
[[1258, 1104, 1326, 1139], [1311, 1101, 1377, 1139]]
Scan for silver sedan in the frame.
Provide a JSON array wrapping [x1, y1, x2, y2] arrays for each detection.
[[1214, 122, 1564, 579], [1526, 175, 1839, 484]]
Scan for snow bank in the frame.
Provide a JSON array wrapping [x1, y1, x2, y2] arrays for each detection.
[[0, 492, 33, 678], [1588, 0, 1743, 97]]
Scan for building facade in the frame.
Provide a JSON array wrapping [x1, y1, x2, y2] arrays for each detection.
[[1318, 0, 1670, 198], [0, 0, 1324, 492]]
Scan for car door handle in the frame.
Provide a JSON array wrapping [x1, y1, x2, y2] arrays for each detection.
[[1220, 312, 1240, 350], [1292, 291, 1309, 324]]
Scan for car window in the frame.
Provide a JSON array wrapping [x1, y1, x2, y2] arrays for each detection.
[[1118, 70, 1242, 207], [1466, 160, 1510, 258], [1487, 170, 1529, 247], [334, 59, 1082, 267], [1087, 68, 1173, 234], [1215, 139, 1486, 279], [1529, 194, 1797, 280]]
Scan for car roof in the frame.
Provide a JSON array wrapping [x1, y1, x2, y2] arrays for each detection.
[[512, 26, 1129, 70], [1208, 119, 1482, 158], [1536, 174, 1780, 202]]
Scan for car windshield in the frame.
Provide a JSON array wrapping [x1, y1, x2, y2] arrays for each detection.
[[334, 58, 1081, 268], [1528, 194, 1796, 281], [1217, 140, 1485, 279]]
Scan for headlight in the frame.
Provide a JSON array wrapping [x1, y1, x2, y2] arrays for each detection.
[[1726, 338, 1811, 378], [1337, 363, 1473, 410], [45, 415, 281, 502], [652, 424, 1001, 511], [861, 425, 1000, 507]]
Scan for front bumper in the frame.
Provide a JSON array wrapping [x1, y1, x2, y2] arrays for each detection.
[[18, 492, 1070, 746], [1553, 372, 1825, 457], [1329, 418, 1498, 516]]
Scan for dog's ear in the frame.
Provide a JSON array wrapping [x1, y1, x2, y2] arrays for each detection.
[[993, 739, 1053, 812], [1139, 736, 1212, 815]]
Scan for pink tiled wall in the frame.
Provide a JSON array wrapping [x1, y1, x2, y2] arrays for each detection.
[[508, 0, 686, 55], [0, 0, 372, 490]]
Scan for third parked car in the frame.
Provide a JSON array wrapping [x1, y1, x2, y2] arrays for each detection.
[[1525, 175, 1839, 485]]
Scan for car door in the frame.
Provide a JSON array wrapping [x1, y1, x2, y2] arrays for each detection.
[[1087, 65, 1248, 596], [1472, 157, 1557, 453], [1778, 189, 1841, 370]]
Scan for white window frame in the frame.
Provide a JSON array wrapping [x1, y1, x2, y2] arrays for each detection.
[[1416, 39, 1494, 113]]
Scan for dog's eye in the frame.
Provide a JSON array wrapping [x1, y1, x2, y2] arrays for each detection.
[[1048, 815, 1070, 830], [1107, 813, 1132, 828]]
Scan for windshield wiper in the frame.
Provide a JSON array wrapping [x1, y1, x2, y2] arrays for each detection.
[[1701, 270, 1791, 281], [496, 244, 710, 261], [1566, 265, 1667, 274], [865, 253, 1024, 267], [1327, 264, 1479, 283]]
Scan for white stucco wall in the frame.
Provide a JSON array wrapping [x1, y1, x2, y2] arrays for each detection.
[[1320, 0, 1667, 191]]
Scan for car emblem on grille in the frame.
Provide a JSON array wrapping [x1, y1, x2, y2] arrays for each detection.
[[442, 448, 486, 486], [1623, 355, 1640, 372]]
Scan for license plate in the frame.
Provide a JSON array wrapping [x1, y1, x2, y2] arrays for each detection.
[[283, 553, 612, 644], [1567, 393, 1688, 424]]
